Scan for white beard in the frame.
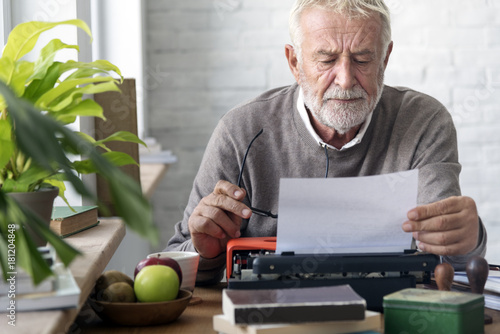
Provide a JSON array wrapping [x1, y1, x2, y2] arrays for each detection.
[[300, 67, 385, 135]]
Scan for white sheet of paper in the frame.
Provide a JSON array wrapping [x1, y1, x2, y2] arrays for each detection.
[[275, 170, 418, 254]]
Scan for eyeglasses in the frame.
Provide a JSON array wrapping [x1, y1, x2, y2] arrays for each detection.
[[236, 129, 331, 219], [237, 129, 278, 219]]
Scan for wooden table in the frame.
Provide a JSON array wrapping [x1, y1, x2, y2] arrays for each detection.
[[74, 284, 500, 334], [0, 219, 125, 334], [74, 284, 225, 333]]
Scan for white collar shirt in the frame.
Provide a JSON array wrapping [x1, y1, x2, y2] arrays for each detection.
[[296, 87, 373, 151]]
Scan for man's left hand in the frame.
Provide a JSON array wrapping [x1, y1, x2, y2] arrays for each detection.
[[402, 196, 479, 256]]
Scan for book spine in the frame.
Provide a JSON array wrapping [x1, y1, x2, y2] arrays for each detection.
[[233, 304, 365, 324]]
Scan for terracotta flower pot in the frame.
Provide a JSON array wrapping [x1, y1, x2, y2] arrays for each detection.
[[7, 187, 59, 246]]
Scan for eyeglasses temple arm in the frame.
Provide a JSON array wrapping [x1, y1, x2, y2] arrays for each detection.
[[237, 128, 264, 187]]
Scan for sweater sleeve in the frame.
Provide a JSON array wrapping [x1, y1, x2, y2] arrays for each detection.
[[164, 120, 241, 285], [408, 96, 487, 269]]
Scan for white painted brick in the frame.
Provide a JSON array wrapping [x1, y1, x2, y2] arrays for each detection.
[[454, 5, 496, 27], [149, 108, 216, 130], [147, 0, 217, 12], [209, 89, 265, 109], [178, 31, 240, 50], [148, 53, 201, 71], [148, 32, 179, 52], [159, 72, 209, 89], [148, 12, 211, 32], [242, 0, 295, 10], [484, 106, 500, 123], [271, 9, 290, 30], [207, 68, 267, 89], [458, 146, 483, 165], [241, 29, 290, 48], [209, 10, 272, 30], [206, 50, 270, 69], [480, 204, 500, 227], [455, 48, 500, 67], [149, 90, 211, 109], [426, 27, 486, 49], [391, 26, 428, 47], [484, 145, 500, 164], [388, 49, 452, 69], [389, 1, 450, 27], [459, 184, 482, 205], [268, 56, 296, 88], [425, 67, 486, 87], [459, 166, 483, 187], [384, 65, 425, 87], [486, 68, 500, 86]]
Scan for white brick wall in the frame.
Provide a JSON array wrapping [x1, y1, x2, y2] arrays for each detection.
[[144, 0, 500, 263]]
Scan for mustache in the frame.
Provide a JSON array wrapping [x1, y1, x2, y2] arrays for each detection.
[[323, 86, 367, 101]]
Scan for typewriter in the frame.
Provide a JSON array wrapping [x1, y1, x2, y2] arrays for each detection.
[[226, 237, 440, 311]]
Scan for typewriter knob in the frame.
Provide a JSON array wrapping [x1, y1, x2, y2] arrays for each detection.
[[434, 262, 454, 291], [466, 256, 488, 294]]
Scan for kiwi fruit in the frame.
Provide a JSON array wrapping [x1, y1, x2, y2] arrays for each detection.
[[94, 270, 134, 301], [101, 282, 136, 303]]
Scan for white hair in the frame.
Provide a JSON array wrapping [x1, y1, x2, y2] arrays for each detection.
[[289, 0, 392, 61]]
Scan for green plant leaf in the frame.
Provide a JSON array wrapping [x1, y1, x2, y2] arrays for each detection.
[[23, 62, 61, 102], [18, 200, 81, 268], [0, 238, 9, 282], [0, 195, 54, 285], [30, 39, 79, 82], [73, 151, 138, 174], [6, 194, 81, 281], [0, 57, 15, 85], [0, 120, 14, 170], [8, 61, 34, 96], [2, 20, 91, 62], [95, 131, 147, 147], [60, 59, 122, 80], [43, 177, 71, 208], [46, 80, 121, 116], [2, 164, 54, 192], [52, 98, 104, 124], [36, 76, 117, 109]]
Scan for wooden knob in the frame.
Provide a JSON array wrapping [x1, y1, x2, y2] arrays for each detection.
[[434, 263, 454, 291], [466, 256, 489, 294]]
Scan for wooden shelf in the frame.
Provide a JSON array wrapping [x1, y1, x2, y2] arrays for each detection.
[[0, 219, 125, 334]]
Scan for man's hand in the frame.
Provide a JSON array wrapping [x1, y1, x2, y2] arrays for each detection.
[[188, 180, 252, 259], [402, 196, 479, 256]]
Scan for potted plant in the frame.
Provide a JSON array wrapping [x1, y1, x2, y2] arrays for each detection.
[[0, 20, 159, 285]]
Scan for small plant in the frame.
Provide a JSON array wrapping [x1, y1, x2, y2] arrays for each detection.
[[0, 20, 158, 284]]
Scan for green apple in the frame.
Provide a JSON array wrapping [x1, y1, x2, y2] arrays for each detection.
[[134, 265, 179, 302]]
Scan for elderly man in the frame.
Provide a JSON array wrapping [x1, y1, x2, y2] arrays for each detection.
[[166, 0, 487, 284]]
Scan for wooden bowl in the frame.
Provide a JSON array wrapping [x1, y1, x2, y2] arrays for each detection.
[[89, 289, 192, 326]]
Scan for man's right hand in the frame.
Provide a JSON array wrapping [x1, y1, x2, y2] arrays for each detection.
[[188, 180, 252, 259]]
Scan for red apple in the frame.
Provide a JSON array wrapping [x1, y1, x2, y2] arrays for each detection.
[[134, 256, 183, 285]]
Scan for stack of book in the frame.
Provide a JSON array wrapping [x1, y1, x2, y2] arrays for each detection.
[[50, 205, 99, 237], [213, 285, 382, 334], [453, 270, 500, 311], [0, 247, 80, 312]]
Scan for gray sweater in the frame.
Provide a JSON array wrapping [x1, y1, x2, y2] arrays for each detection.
[[166, 83, 487, 284]]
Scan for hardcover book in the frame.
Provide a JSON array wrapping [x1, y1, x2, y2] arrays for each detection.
[[213, 311, 381, 334], [0, 263, 80, 312], [222, 285, 366, 325], [50, 206, 99, 237]]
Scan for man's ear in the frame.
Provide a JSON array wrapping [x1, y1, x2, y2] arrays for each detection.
[[285, 44, 301, 83], [383, 41, 393, 69]]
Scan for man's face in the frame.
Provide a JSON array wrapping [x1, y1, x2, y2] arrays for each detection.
[[293, 9, 391, 134]]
